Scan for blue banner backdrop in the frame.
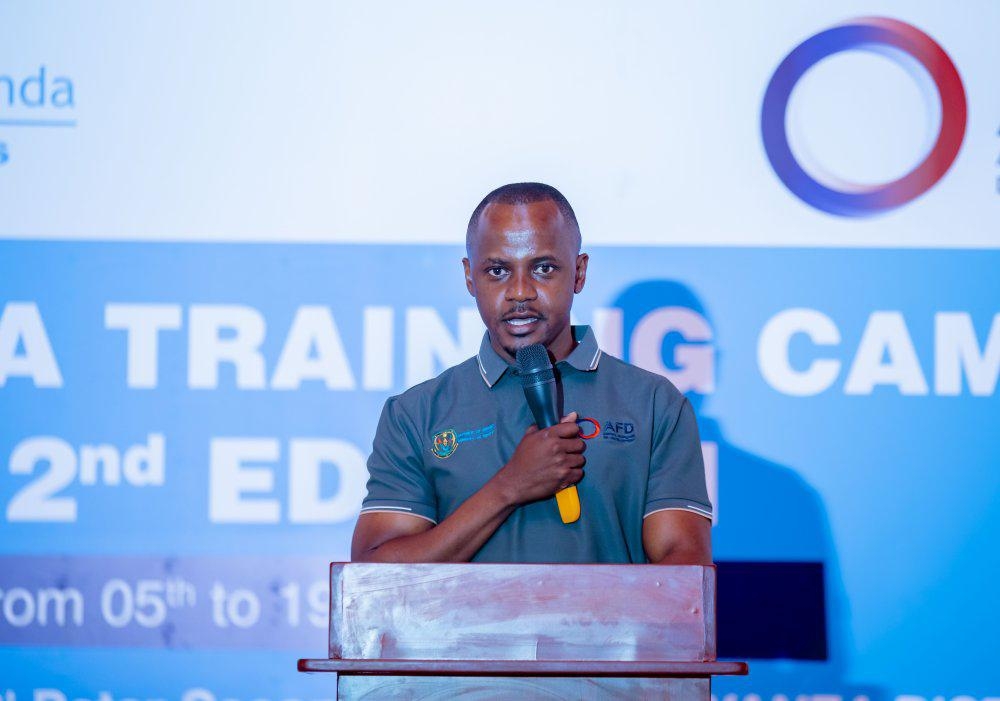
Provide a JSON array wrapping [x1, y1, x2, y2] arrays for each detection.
[[2, 241, 998, 699]]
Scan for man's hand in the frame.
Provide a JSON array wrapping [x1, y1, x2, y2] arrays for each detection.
[[352, 412, 585, 564], [492, 412, 586, 506]]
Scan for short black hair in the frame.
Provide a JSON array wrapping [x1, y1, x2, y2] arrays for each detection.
[[466, 182, 581, 253]]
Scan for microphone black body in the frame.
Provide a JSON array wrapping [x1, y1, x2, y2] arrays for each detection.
[[515, 343, 581, 524]]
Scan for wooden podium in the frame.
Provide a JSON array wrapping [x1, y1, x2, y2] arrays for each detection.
[[298, 563, 747, 699]]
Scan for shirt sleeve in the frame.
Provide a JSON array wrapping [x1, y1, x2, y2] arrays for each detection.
[[360, 396, 438, 523], [644, 391, 714, 521]]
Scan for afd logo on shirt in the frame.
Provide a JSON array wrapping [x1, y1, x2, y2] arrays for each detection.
[[602, 420, 636, 443], [577, 417, 636, 443]]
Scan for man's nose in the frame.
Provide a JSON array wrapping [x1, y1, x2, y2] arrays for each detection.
[[506, 270, 537, 301]]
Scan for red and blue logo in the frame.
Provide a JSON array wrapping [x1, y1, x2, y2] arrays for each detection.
[[577, 417, 601, 439], [761, 17, 966, 217], [576, 417, 636, 443]]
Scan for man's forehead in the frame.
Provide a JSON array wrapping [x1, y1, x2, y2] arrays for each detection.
[[469, 200, 575, 257], [480, 199, 564, 229]]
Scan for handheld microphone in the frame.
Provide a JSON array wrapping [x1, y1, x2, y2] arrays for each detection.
[[515, 343, 581, 524]]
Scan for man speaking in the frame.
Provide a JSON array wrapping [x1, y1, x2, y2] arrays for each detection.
[[351, 183, 712, 565]]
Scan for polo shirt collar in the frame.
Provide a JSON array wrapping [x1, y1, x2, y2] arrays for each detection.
[[476, 325, 603, 387]]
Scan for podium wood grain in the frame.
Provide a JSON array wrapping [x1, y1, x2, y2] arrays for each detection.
[[300, 563, 747, 700], [337, 675, 707, 699], [330, 563, 715, 662]]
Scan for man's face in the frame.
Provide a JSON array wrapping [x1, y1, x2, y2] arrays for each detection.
[[463, 199, 588, 363]]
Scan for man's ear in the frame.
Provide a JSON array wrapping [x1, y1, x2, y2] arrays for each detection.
[[463, 257, 475, 296], [574, 253, 589, 294]]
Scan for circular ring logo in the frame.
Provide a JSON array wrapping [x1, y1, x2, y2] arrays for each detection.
[[761, 17, 966, 217], [577, 417, 601, 439]]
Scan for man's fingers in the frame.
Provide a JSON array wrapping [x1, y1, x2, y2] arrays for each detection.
[[524, 424, 539, 435], [559, 411, 579, 424], [551, 421, 584, 438]]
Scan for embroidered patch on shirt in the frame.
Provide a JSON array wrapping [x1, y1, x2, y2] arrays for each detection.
[[431, 423, 496, 458], [431, 429, 458, 458]]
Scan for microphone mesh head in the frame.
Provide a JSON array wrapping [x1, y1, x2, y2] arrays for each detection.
[[516, 344, 554, 382]]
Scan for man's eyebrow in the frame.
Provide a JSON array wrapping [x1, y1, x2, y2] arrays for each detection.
[[480, 254, 559, 266]]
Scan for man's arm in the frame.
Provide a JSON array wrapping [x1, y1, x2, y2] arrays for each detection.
[[352, 414, 585, 563], [351, 485, 514, 563], [641, 510, 712, 565], [642, 390, 713, 565]]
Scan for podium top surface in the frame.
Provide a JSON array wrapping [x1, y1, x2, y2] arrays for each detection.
[[299, 658, 749, 677]]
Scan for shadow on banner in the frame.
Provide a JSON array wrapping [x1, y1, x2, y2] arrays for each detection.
[[612, 279, 886, 700]]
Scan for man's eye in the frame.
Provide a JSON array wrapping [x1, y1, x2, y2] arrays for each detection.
[[535, 264, 555, 275], [487, 267, 506, 277]]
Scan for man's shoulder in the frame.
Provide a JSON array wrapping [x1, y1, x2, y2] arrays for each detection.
[[385, 356, 482, 414], [597, 352, 687, 403]]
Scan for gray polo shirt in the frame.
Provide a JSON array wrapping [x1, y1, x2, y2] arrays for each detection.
[[360, 326, 712, 563]]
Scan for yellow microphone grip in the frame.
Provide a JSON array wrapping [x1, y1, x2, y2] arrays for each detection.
[[555, 485, 581, 524]]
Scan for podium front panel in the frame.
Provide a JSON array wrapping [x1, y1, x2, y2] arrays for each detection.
[[339, 675, 708, 699], [329, 563, 715, 662]]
